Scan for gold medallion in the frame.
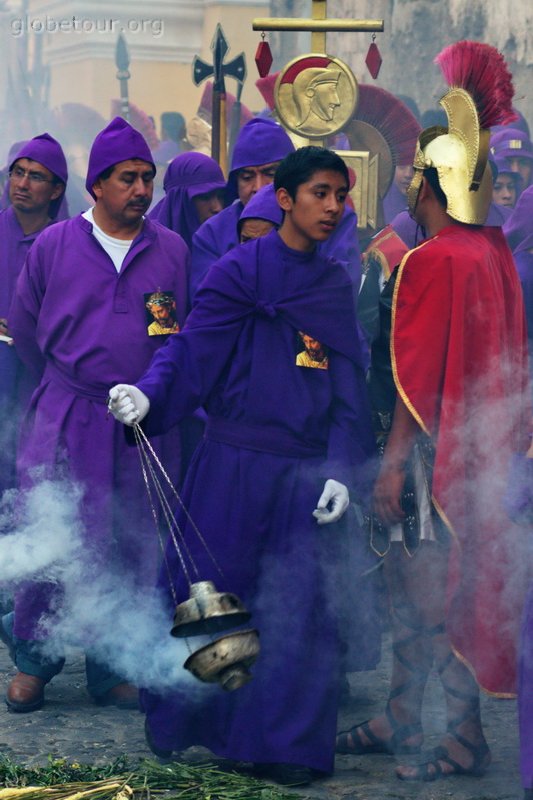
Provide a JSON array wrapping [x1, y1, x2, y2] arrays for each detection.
[[274, 54, 358, 139]]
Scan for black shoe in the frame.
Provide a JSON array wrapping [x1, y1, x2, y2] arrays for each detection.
[[144, 718, 173, 761], [252, 763, 316, 786]]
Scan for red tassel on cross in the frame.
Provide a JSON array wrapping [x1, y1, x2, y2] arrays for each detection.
[[365, 36, 382, 80], [255, 36, 273, 78]]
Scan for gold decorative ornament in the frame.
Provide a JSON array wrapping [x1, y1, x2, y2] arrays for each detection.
[[275, 54, 358, 139]]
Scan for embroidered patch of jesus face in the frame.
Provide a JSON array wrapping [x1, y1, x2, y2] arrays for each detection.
[[144, 291, 180, 336], [295, 331, 329, 369]]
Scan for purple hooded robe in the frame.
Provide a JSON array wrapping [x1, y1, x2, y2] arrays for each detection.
[[9, 119, 188, 658], [190, 118, 363, 300], [189, 118, 295, 302], [9, 216, 190, 641], [0, 134, 69, 493], [137, 229, 377, 772], [504, 187, 533, 373], [148, 152, 226, 248]]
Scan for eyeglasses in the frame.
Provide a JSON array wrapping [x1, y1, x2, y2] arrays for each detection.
[[9, 166, 54, 184]]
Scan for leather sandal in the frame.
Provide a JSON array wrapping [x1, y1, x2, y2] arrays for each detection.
[[396, 737, 491, 782], [336, 713, 422, 756]]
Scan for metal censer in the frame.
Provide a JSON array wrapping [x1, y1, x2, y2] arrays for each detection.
[[171, 581, 260, 691]]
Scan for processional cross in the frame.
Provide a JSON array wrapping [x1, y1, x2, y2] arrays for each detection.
[[253, 1, 384, 146], [253, 1, 383, 56]]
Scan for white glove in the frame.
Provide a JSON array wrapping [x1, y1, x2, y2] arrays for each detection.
[[313, 479, 350, 525], [108, 384, 150, 427]]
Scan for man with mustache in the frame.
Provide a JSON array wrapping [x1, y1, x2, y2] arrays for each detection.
[[2, 117, 189, 713]]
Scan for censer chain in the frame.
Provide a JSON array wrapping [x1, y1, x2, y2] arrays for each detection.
[[134, 425, 194, 600], [133, 423, 225, 581]]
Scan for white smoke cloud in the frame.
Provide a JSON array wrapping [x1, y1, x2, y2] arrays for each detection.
[[0, 478, 212, 694], [0, 479, 83, 582]]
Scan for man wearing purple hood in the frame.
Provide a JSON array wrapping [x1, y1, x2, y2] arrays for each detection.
[[1, 118, 189, 713], [0, 134, 68, 497], [148, 151, 226, 248], [190, 117, 364, 304], [491, 128, 533, 194], [109, 146, 375, 786], [189, 117, 294, 301]]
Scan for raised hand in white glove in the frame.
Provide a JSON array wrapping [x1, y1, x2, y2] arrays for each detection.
[[108, 384, 150, 427], [312, 479, 350, 525]]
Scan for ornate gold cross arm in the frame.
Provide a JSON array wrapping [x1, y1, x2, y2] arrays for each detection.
[[253, 0, 383, 54]]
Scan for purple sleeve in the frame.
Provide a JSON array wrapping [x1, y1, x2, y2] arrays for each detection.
[[9, 243, 47, 380]]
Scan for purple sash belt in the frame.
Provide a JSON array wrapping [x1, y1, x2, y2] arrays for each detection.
[[205, 416, 326, 459], [44, 361, 109, 403]]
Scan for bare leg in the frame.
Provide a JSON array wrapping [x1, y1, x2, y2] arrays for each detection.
[[395, 541, 490, 780], [337, 542, 434, 754]]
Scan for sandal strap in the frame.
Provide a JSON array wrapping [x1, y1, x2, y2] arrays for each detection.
[[385, 704, 423, 750]]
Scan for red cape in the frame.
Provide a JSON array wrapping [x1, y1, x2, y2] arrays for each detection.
[[391, 224, 531, 695]]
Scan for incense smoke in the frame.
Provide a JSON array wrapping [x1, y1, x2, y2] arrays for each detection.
[[0, 478, 208, 694], [0, 479, 83, 582]]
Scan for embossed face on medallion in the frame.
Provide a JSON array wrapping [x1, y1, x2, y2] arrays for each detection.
[[275, 55, 358, 139]]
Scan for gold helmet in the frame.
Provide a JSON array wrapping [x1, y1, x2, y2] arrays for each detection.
[[407, 42, 516, 225]]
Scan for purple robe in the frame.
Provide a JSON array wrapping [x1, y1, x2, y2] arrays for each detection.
[[520, 582, 533, 790], [383, 182, 408, 224], [504, 185, 533, 254], [0, 208, 55, 493], [138, 230, 376, 771], [9, 215, 189, 641], [515, 252, 533, 340], [191, 201, 362, 303], [189, 118, 295, 301], [190, 200, 243, 301]]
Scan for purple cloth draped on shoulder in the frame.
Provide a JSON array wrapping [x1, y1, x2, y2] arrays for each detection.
[[9, 215, 189, 640], [138, 230, 378, 771], [148, 152, 225, 248], [191, 200, 362, 304]]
